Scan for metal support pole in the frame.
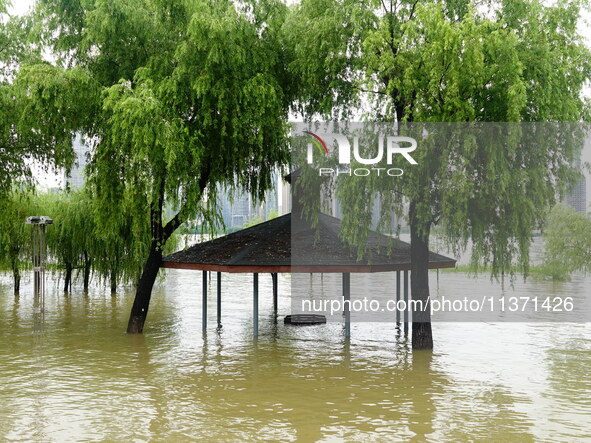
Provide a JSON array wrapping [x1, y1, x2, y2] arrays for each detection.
[[217, 272, 221, 328], [36, 224, 45, 306], [343, 273, 351, 338], [253, 273, 259, 337], [404, 270, 409, 331], [33, 225, 38, 296], [41, 224, 46, 305], [396, 271, 401, 325], [272, 273, 278, 315], [202, 270, 207, 333], [27, 216, 51, 312], [33, 224, 41, 298]]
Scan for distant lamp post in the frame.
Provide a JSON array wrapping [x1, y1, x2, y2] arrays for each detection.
[[26, 216, 53, 309]]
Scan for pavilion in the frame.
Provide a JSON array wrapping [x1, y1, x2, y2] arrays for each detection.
[[161, 209, 456, 337]]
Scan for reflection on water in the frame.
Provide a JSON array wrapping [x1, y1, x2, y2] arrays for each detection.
[[0, 270, 590, 442]]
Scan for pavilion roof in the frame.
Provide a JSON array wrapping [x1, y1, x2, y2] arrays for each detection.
[[161, 212, 456, 273]]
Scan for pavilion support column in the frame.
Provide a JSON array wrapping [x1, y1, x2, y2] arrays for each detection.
[[272, 273, 278, 315], [202, 270, 207, 333], [201, 271, 207, 332], [404, 270, 409, 332], [342, 273, 351, 338], [217, 272, 222, 328], [253, 273, 259, 337], [396, 271, 401, 325]]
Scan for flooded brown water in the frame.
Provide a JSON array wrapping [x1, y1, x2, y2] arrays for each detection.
[[0, 269, 590, 442]]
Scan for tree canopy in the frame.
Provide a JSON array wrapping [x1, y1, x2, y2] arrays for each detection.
[[288, 0, 591, 348], [20, 0, 295, 331], [0, 0, 88, 193]]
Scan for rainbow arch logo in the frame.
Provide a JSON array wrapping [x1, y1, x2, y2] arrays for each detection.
[[303, 131, 329, 155]]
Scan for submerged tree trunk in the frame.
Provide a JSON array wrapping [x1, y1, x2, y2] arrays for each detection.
[[11, 258, 20, 295], [83, 252, 91, 292], [64, 262, 73, 293], [110, 269, 117, 294], [409, 201, 433, 350], [126, 242, 162, 333]]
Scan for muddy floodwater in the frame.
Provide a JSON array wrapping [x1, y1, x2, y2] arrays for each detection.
[[0, 269, 590, 442]]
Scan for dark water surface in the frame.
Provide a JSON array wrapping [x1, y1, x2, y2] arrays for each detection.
[[0, 270, 590, 442]]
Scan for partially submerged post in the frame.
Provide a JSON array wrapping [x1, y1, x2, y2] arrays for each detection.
[[342, 273, 351, 338], [202, 270, 207, 333], [404, 270, 409, 331], [26, 216, 53, 310], [253, 273, 259, 337], [396, 271, 401, 325], [271, 273, 278, 315], [217, 272, 222, 329]]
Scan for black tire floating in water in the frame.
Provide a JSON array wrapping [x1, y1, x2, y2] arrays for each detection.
[[284, 314, 327, 325]]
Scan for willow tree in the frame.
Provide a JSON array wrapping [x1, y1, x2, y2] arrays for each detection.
[[28, 0, 292, 332], [543, 204, 591, 277], [38, 190, 96, 292], [287, 0, 590, 348], [0, 191, 33, 294], [33, 187, 153, 294]]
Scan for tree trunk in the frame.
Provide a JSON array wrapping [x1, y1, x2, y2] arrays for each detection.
[[64, 262, 73, 293], [83, 252, 91, 292], [110, 269, 117, 294], [126, 242, 162, 333], [409, 201, 433, 350], [11, 259, 20, 295], [126, 168, 209, 334]]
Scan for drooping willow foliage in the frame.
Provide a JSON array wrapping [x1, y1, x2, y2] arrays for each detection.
[[543, 204, 591, 279], [288, 0, 591, 276], [0, 187, 169, 294], [0, 190, 33, 294], [37, 187, 169, 293]]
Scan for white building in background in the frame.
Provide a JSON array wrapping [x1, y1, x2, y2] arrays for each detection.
[[563, 154, 587, 215], [218, 170, 283, 229], [565, 176, 587, 214], [279, 177, 291, 216], [63, 134, 89, 189]]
